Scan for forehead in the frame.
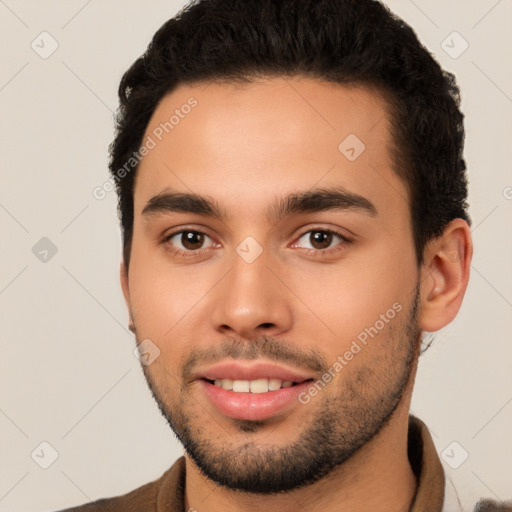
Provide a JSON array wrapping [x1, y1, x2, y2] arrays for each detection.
[[134, 77, 407, 220]]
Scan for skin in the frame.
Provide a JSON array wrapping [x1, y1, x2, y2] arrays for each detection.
[[121, 77, 472, 512]]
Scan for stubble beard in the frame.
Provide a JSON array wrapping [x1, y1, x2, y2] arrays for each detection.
[[141, 286, 421, 494]]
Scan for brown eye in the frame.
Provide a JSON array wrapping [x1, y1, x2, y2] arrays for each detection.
[[309, 230, 333, 249], [166, 230, 214, 252], [181, 231, 205, 250], [294, 229, 349, 253]]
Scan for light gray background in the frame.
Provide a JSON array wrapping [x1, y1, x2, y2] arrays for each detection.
[[0, 1, 511, 510]]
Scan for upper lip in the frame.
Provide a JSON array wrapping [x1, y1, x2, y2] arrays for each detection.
[[194, 361, 315, 383]]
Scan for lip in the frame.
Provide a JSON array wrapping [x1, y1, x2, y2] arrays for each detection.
[[195, 361, 314, 383], [199, 379, 313, 421]]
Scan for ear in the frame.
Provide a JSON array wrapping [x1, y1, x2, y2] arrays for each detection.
[[418, 219, 473, 332], [120, 262, 131, 311]]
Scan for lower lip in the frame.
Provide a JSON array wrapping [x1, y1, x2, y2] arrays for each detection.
[[199, 379, 312, 421]]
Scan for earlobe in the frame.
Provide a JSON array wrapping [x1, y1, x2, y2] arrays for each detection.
[[419, 219, 473, 332], [120, 262, 137, 333]]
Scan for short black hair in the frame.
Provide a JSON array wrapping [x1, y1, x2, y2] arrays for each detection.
[[109, 0, 470, 268]]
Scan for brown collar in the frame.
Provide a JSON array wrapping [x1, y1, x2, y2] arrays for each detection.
[[408, 415, 445, 511]]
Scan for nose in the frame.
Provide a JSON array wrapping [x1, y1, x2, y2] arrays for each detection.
[[209, 246, 294, 340]]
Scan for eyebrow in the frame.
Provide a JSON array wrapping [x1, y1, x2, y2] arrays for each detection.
[[141, 186, 377, 222]]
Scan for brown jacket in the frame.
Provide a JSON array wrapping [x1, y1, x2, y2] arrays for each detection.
[[57, 416, 511, 512]]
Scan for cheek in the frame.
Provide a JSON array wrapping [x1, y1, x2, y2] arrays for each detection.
[[130, 273, 194, 335], [288, 246, 415, 350], [128, 244, 180, 331], [128, 242, 219, 339]]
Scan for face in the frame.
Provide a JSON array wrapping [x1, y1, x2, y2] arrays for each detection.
[[123, 77, 422, 493]]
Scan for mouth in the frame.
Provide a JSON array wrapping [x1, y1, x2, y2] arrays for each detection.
[[203, 377, 310, 393], [194, 361, 317, 421], [199, 378, 314, 421]]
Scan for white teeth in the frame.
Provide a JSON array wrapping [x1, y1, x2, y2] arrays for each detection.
[[232, 380, 250, 392], [249, 378, 269, 393], [268, 378, 282, 391], [215, 378, 233, 390], [212, 378, 298, 392], [222, 378, 233, 390]]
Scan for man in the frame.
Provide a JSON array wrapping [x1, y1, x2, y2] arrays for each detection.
[[59, 0, 510, 510]]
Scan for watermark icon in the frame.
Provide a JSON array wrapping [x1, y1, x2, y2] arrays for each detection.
[[32, 237, 58, 263], [31, 441, 59, 469], [503, 186, 512, 200], [31, 31, 59, 59], [93, 97, 198, 200], [441, 31, 469, 60], [133, 339, 161, 366], [236, 236, 263, 263], [338, 134, 366, 161], [441, 441, 469, 469], [298, 301, 403, 404]]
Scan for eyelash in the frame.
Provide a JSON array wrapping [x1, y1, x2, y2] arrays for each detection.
[[161, 227, 352, 258]]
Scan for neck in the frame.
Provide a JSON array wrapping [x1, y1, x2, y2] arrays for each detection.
[[184, 404, 417, 512]]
